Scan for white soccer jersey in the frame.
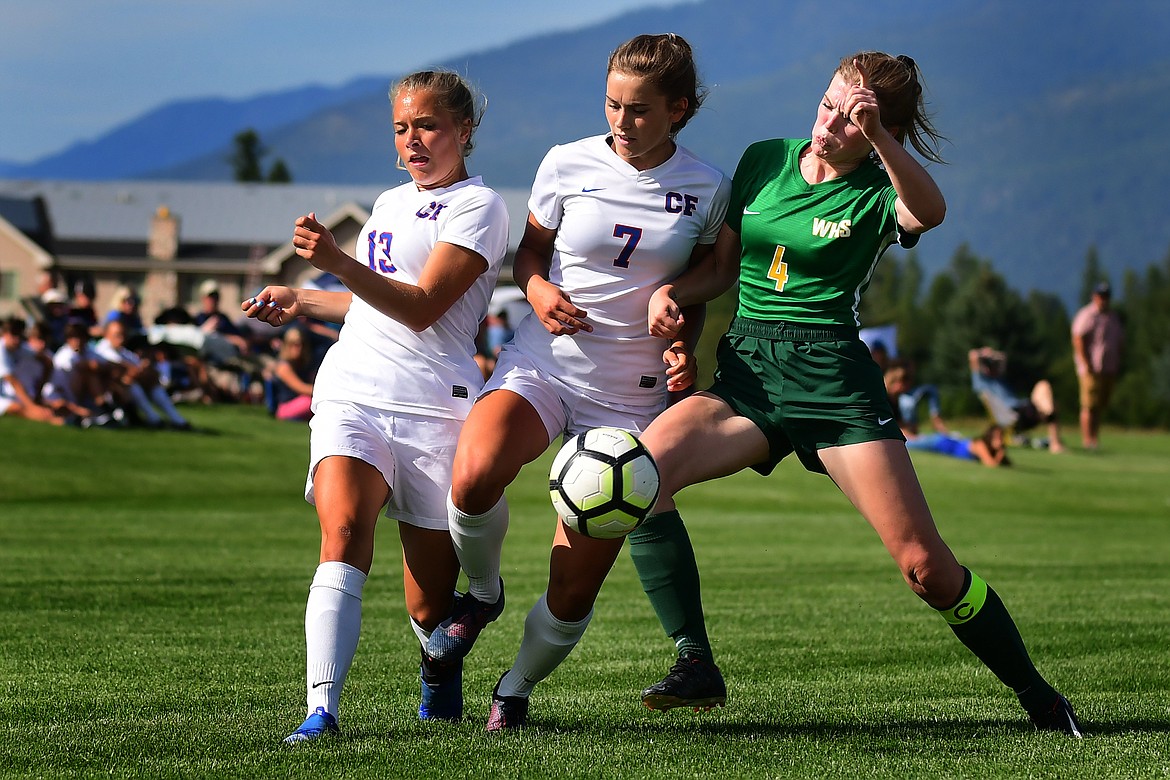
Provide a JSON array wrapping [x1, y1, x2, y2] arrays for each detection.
[[514, 135, 730, 405], [312, 176, 509, 419], [92, 339, 140, 368]]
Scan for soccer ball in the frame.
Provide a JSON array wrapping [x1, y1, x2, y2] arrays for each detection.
[[549, 427, 660, 539]]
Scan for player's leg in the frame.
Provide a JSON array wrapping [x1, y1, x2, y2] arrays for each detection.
[[430, 389, 551, 660], [487, 523, 623, 730], [400, 522, 464, 721], [821, 439, 1082, 736], [632, 392, 770, 710], [285, 455, 387, 744]]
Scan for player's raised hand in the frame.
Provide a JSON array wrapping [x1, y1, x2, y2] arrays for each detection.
[[242, 285, 299, 327], [526, 276, 592, 336], [842, 59, 883, 141], [293, 212, 346, 274], [662, 342, 696, 392], [648, 284, 684, 339]]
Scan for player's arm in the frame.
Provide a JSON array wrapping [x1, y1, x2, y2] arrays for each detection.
[[649, 224, 740, 339], [845, 59, 945, 234], [1071, 331, 1087, 372], [514, 213, 591, 335], [244, 287, 352, 327], [273, 212, 487, 332]]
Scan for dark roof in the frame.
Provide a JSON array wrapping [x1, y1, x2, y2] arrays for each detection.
[[0, 194, 53, 251]]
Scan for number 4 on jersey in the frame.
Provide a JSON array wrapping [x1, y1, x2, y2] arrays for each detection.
[[768, 245, 789, 291]]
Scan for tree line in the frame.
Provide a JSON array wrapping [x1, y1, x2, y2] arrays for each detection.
[[692, 243, 1170, 430], [857, 244, 1170, 429]]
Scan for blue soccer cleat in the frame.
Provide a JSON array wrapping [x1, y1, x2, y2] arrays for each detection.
[[282, 706, 339, 744], [426, 579, 505, 661], [419, 648, 463, 721]]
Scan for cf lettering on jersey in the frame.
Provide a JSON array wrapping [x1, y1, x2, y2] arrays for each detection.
[[664, 192, 699, 216], [416, 201, 448, 220], [812, 217, 851, 239]]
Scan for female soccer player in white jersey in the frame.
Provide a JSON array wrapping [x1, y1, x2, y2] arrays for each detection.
[[637, 52, 1082, 736], [241, 70, 510, 742], [423, 33, 732, 730]]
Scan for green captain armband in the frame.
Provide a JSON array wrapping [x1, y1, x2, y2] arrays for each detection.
[[939, 569, 989, 625]]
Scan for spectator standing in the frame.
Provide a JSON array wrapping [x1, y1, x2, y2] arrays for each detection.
[[1070, 282, 1124, 451]]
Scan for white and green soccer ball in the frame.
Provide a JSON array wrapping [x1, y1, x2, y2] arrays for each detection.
[[549, 427, 660, 539]]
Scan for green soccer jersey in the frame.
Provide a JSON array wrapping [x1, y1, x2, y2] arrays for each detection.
[[726, 138, 918, 327]]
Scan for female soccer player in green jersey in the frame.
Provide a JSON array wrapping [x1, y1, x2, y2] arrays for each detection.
[[633, 51, 1083, 736]]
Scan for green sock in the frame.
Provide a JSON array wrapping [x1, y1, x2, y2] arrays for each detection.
[[627, 510, 713, 663], [939, 567, 1057, 711]]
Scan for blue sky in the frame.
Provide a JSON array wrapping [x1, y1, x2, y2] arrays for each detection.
[[0, 0, 694, 164]]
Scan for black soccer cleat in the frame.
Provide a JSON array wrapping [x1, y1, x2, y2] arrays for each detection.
[[641, 651, 727, 712], [1027, 694, 1084, 738], [486, 672, 529, 732]]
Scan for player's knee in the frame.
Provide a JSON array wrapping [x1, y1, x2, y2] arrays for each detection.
[[545, 576, 597, 623], [407, 596, 453, 632], [902, 554, 962, 606], [451, 450, 510, 513]]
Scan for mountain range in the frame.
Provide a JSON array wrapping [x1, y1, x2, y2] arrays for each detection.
[[5, 0, 1169, 307]]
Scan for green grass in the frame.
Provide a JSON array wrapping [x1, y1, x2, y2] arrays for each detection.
[[2, 407, 1168, 779]]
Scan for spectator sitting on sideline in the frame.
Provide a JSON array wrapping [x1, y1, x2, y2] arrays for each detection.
[[968, 346, 1065, 453], [39, 289, 71, 350], [44, 322, 119, 425], [94, 320, 192, 430], [268, 327, 317, 421], [1, 317, 65, 426], [68, 280, 103, 338], [103, 287, 146, 340], [884, 361, 949, 436]]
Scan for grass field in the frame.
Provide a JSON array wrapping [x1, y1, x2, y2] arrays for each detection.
[[2, 406, 1168, 779]]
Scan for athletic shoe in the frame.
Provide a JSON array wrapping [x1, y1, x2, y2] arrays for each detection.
[[426, 579, 505, 661], [282, 706, 339, 744], [641, 652, 727, 712], [486, 673, 528, 732], [419, 647, 463, 721], [1027, 694, 1084, 737]]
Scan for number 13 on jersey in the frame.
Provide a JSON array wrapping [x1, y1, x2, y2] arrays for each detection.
[[767, 245, 789, 291]]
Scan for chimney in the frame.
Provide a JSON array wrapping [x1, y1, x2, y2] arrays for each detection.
[[149, 205, 180, 261]]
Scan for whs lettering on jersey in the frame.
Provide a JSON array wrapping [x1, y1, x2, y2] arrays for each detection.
[[812, 217, 851, 239]]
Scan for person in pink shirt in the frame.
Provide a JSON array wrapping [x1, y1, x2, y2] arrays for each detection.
[[1071, 282, 1124, 450]]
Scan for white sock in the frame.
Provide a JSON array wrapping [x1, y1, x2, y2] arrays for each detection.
[[498, 592, 592, 698], [304, 561, 367, 718], [127, 383, 161, 423], [409, 616, 430, 649], [149, 384, 187, 425], [447, 491, 508, 603]]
